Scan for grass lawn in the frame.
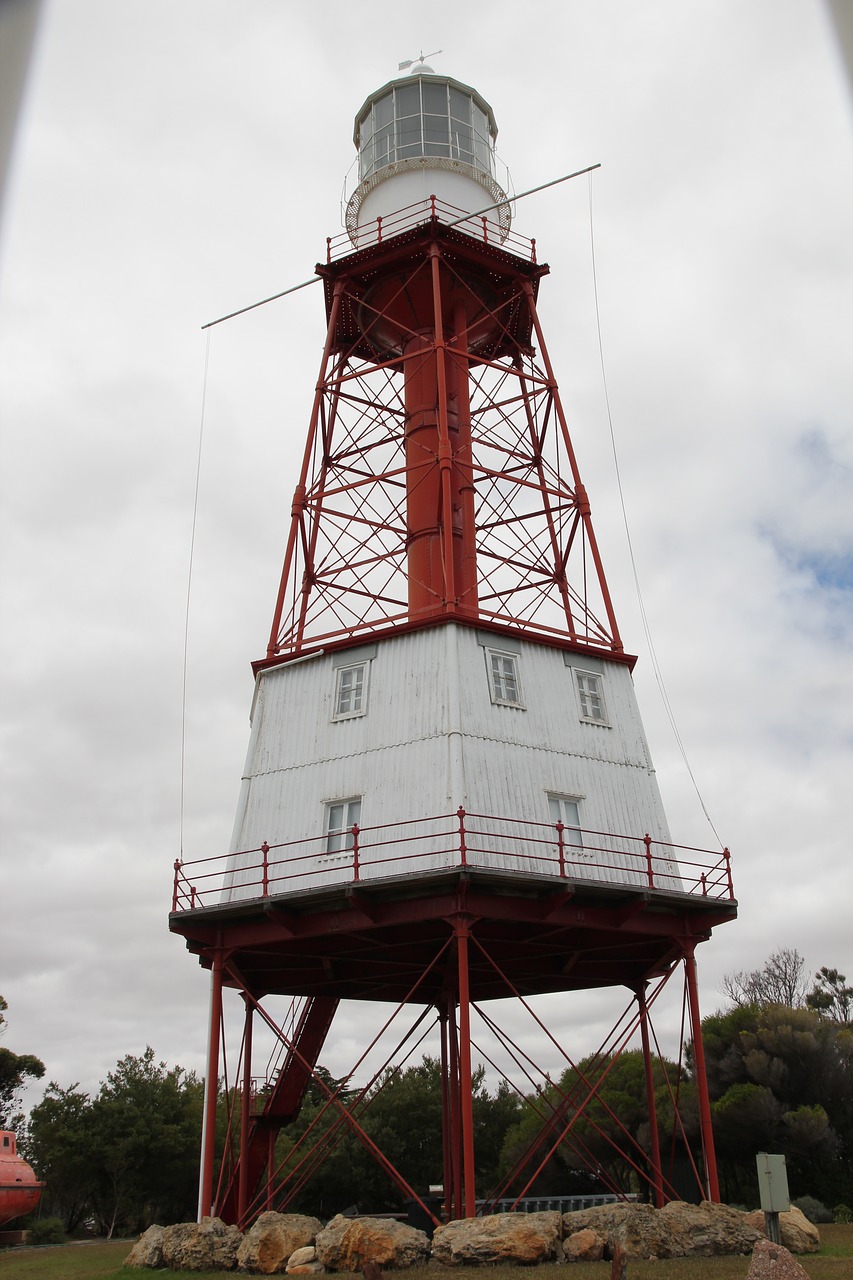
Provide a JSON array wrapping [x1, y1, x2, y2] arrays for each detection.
[[0, 1225, 850, 1279]]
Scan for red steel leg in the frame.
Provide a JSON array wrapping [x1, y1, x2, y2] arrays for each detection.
[[455, 917, 477, 1216], [637, 984, 664, 1207], [684, 948, 720, 1201]]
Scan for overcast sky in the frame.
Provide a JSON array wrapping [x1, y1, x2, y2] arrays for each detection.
[[1, 0, 851, 1117]]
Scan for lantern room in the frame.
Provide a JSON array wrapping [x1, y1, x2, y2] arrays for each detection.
[[346, 68, 511, 242]]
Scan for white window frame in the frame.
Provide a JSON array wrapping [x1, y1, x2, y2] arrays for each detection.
[[485, 647, 524, 708], [333, 661, 368, 720], [547, 792, 594, 861], [322, 797, 362, 862], [573, 668, 609, 726]]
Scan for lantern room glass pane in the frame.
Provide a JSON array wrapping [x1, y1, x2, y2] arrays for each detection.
[[358, 80, 495, 180], [449, 87, 470, 124], [423, 81, 447, 114], [395, 82, 420, 118]]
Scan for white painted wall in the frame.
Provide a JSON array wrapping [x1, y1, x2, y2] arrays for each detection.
[[222, 623, 677, 899]]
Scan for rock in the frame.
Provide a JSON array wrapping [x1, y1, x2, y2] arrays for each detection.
[[314, 1215, 430, 1271], [563, 1227, 605, 1262], [563, 1203, 672, 1259], [659, 1200, 762, 1256], [287, 1245, 325, 1274], [237, 1212, 324, 1274], [744, 1207, 821, 1254], [563, 1201, 761, 1259], [431, 1211, 562, 1266], [288, 1246, 318, 1267], [162, 1216, 242, 1271], [125, 1224, 165, 1268], [747, 1237, 811, 1279]]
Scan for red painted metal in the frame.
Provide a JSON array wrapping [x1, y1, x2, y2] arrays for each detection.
[[684, 946, 721, 1201], [637, 986, 665, 1208], [263, 219, 624, 660], [172, 811, 736, 913], [218, 994, 339, 1226], [176, 203, 736, 1220], [0, 1132, 43, 1227], [453, 916, 477, 1217]]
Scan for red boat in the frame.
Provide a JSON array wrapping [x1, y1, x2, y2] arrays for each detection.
[[0, 1131, 43, 1226]]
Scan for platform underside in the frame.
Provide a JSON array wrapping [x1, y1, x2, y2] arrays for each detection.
[[170, 868, 737, 1004]]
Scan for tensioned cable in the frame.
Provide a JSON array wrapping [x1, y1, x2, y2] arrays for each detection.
[[179, 328, 212, 858], [200, 164, 601, 331], [587, 174, 723, 848]]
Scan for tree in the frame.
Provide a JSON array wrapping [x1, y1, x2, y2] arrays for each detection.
[[807, 968, 853, 1026], [700, 1002, 853, 1205], [720, 948, 808, 1010], [497, 1050, 691, 1201], [24, 1083, 99, 1233], [26, 1047, 203, 1235], [0, 994, 45, 1132]]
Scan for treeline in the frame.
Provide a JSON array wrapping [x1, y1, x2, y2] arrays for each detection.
[[3, 953, 851, 1234]]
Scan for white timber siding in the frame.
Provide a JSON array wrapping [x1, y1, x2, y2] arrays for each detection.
[[222, 624, 678, 899]]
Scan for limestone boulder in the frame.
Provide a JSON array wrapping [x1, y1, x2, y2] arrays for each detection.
[[659, 1200, 762, 1256], [314, 1214, 430, 1270], [237, 1212, 324, 1274], [162, 1216, 242, 1271], [744, 1206, 821, 1254], [287, 1245, 325, 1274], [563, 1201, 761, 1260], [563, 1227, 605, 1262], [125, 1224, 165, 1268], [431, 1211, 562, 1266], [747, 1237, 811, 1279], [563, 1203, 672, 1259]]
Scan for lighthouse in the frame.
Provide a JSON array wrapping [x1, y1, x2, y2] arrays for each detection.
[[171, 60, 737, 1227]]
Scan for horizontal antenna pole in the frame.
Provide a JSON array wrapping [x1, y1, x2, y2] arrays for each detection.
[[202, 163, 601, 329]]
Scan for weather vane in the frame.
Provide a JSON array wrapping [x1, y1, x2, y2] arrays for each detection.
[[398, 48, 442, 72]]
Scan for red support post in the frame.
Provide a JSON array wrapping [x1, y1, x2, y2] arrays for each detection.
[[457, 808, 467, 867], [351, 824, 360, 880], [454, 917, 477, 1217], [238, 994, 254, 1224], [556, 821, 566, 878], [644, 834, 655, 889], [636, 985, 664, 1207], [683, 948, 721, 1202], [261, 843, 269, 897], [439, 1000, 453, 1223]]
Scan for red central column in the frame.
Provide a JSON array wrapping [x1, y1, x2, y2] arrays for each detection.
[[403, 254, 478, 621]]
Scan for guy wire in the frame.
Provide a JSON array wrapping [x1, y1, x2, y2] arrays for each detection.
[[587, 174, 723, 848], [180, 327, 212, 858]]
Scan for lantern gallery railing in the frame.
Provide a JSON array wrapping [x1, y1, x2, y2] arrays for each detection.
[[171, 810, 734, 913], [326, 195, 534, 262]]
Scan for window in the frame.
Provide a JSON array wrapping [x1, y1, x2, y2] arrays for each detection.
[[334, 662, 367, 719], [325, 797, 362, 855], [547, 793, 590, 858], [486, 648, 523, 707], [574, 669, 608, 725], [356, 81, 495, 182]]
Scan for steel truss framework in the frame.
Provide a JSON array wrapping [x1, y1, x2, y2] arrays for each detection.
[[263, 220, 622, 663], [176, 218, 738, 1225], [171, 871, 736, 1226]]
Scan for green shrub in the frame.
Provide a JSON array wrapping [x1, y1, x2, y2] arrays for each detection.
[[792, 1195, 832, 1224], [833, 1203, 852, 1224], [27, 1216, 66, 1245]]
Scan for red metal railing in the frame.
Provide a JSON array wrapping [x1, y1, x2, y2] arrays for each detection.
[[326, 195, 536, 264], [171, 811, 733, 913]]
